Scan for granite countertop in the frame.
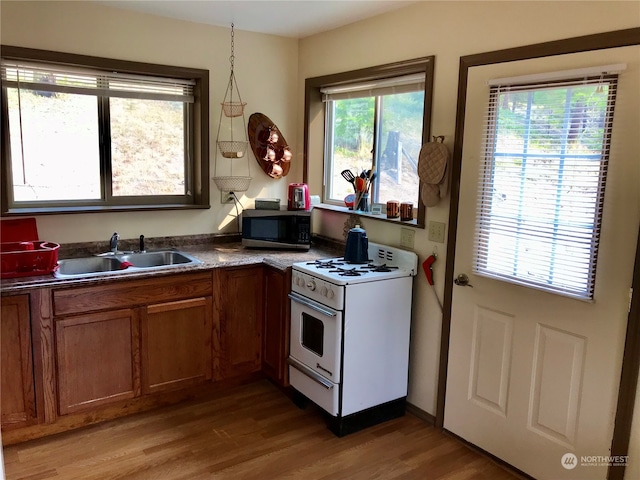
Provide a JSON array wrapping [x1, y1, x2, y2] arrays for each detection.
[[0, 236, 345, 294]]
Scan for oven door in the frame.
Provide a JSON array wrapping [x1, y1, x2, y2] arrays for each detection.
[[288, 291, 342, 416], [289, 292, 342, 382]]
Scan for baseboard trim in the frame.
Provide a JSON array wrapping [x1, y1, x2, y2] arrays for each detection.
[[406, 402, 435, 425]]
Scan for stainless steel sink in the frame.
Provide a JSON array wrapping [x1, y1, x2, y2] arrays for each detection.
[[54, 250, 201, 279], [56, 256, 124, 276], [119, 251, 195, 268]]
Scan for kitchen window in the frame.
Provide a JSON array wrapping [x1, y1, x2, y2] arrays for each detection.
[[304, 57, 434, 227], [474, 68, 620, 300], [0, 46, 209, 214]]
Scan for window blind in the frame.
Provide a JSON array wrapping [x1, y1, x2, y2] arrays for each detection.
[[1, 60, 195, 102], [487, 63, 626, 87], [474, 74, 618, 300], [320, 73, 425, 101]]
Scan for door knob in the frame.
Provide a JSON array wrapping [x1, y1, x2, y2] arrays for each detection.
[[454, 273, 473, 287]]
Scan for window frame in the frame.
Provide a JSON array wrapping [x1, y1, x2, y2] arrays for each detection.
[[303, 57, 434, 228], [0, 45, 210, 215]]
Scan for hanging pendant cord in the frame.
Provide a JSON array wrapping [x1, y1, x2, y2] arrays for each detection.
[[229, 24, 234, 107], [229, 23, 234, 174]]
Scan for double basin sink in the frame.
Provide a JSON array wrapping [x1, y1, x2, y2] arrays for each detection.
[[54, 250, 202, 279]]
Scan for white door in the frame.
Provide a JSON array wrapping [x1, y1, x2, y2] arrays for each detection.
[[445, 47, 639, 480]]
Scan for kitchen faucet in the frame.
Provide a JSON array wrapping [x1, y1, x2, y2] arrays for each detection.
[[109, 232, 119, 253]]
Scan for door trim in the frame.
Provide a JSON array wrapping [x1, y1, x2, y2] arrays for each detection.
[[608, 223, 640, 480], [437, 27, 640, 479]]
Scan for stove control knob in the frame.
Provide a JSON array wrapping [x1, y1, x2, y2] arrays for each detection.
[[306, 280, 317, 291], [320, 286, 328, 296], [327, 289, 335, 299]]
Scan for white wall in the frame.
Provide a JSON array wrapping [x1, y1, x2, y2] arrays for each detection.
[[297, 1, 640, 418], [0, 0, 300, 243]]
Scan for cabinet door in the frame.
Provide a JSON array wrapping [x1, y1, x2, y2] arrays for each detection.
[[214, 266, 264, 379], [142, 297, 212, 395], [55, 309, 140, 415], [262, 267, 291, 386], [1, 295, 37, 429]]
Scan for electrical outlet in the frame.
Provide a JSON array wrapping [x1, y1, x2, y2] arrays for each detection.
[[428, 221, 446, 243], [220, 191, 234, 204], [400, 228, 415, 249]]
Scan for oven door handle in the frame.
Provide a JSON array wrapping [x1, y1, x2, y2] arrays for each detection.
[[287, 357, 334, 389], [288, 292, 337, 317]]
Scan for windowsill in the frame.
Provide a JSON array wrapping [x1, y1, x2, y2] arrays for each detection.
[[2, 203, 211, 216], [314, 203, 423, 228]]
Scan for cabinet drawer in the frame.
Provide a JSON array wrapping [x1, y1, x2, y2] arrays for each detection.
[[53, 272, 213, 316]]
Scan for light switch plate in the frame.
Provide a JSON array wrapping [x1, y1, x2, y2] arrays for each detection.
[[428, 221, 446, 243], [400, 228, 415, 249]]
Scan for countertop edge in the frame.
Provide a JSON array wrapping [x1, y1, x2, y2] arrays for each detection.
[[1, 241, 343, 295]]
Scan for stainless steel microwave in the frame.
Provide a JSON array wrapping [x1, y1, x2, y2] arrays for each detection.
[[241, 209, 311, 250]]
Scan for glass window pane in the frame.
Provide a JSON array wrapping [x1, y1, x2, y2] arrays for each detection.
[[110, 98, 186, 196], [327, 97, 374, 202], [475, 80, 613, 299], [375, 91, 424, 206], [7, 88, 101, 201]]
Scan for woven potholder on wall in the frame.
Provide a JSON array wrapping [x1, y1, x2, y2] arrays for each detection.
[[418, 136, 451, 207]]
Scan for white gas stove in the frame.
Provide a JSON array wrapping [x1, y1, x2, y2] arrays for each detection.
[[288, 242, 418, 436], [291, 242, 418, 310]]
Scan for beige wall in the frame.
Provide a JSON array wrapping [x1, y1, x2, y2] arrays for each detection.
[[298, 0, 640, 419], [0, 0, 300, 243]]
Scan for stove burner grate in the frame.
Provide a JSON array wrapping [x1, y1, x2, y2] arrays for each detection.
[[328, 267, 369, 277], [308, 259, 345, 269], [362, 263, 399, 273]]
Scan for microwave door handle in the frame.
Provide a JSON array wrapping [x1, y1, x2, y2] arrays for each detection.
[[288, 292, 337, 317], [287, 357, 334, 389]]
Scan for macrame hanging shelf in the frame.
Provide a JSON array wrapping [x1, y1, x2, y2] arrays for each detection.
[[213, 23, 252, 193]]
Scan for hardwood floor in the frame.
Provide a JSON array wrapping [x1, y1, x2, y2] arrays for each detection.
[[3, 380, 520, 480]]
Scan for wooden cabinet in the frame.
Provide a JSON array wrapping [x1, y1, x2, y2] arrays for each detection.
[[52, 272, 214, 415], [214, 266, 264, 379], [262, 267, 291, 386], [1, 295, 37, 429], [142, 297, 212, 395], [1, 262, 301, 440], [55, 309, 140, 415]]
